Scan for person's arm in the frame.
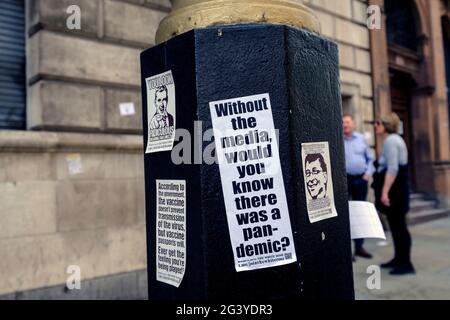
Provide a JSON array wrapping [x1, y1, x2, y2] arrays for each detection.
[[382, 174, 396, 206], [381, 138, 399, 207], [363, 137, 375, 180]]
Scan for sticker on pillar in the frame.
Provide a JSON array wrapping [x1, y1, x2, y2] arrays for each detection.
[[65, 154, 82, 175], [209, 93, 297, 272], [156, 180, 186, 288], [301, 142, 338, 223], [145, 70, 176, 154]]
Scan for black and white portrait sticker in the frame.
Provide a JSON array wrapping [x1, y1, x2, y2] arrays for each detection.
[[145, 70, 176, 154], [209, 93, 297, 272], [301, 142, 338, 223]]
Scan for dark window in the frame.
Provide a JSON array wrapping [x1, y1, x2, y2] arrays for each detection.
[[0, 0, 26, 130], [385, 0, 420, 52], [341, 95, 353, 116]]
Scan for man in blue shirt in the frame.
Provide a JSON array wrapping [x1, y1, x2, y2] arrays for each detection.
[[343, 114, 375, 260]]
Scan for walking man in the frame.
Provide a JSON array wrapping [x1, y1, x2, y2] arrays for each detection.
[[343, 114, 375, 259]]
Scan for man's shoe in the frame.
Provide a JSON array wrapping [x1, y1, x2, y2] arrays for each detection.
[[380, 259, 399, 269], [389, 264, 416, 276], [354, 248, 373, 259]]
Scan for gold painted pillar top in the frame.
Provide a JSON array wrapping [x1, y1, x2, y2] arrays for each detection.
[[156, 0, 321, 44]]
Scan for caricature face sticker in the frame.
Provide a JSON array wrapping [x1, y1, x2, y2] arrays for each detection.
[[151, 86, 173, 129], [305, 154, 328, 200], [155, 89, 167, 114], [301, 142, 338, 223], [145, 71, 176, 153]]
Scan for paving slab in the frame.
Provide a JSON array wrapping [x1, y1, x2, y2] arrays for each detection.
[[353, 218, 450, 300]]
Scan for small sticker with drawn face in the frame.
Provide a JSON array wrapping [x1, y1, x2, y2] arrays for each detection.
[[302, 142, 338, 223], [145, 70, 176, 154]]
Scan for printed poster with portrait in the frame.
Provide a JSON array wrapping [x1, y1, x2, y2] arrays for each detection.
[[301, 142, 338, 223], [145, 70, 176, 154]]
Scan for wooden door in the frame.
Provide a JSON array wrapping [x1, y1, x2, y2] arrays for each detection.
[[390, 71, 416, 189]]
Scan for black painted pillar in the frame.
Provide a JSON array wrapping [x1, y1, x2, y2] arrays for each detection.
[[141, 24, 354, 300]]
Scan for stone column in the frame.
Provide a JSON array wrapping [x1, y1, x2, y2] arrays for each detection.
[[368, 0, 391, 156], [427, 0, 450, 205], [156, 0, 321, 44], [142, 0, 354, 300]]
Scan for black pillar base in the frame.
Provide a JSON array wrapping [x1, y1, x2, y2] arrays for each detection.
[[141, 24, 354, 300]]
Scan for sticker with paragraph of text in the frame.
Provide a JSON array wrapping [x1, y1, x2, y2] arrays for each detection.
[[156, 180, 186, 288]]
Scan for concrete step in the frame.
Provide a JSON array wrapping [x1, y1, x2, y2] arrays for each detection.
[[409, 199, 437, 214], [410, 193, 426, 201], [408, 208, 450, 226]]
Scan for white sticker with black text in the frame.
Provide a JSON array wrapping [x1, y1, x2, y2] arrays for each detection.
[[209, 93, 297, 272], [145, 70, 176, 153], [301, 142, 338, 223], [65, 154, 82, 175], [156, 180, 186, 288], [119, 102, 136, 116]]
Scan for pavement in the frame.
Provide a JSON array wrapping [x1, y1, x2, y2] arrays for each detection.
[[353, 217, 450, 300]]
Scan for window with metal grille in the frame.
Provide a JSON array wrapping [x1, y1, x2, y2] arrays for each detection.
[[0, 0, 26, 130], [385, 0, 420, 53]]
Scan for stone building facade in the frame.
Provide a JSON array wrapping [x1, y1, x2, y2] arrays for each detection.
[[0, 0, 169, 299], [303, 0, 375, 146], [0, 0, 448, 298], [370, 0, 450, 207]]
